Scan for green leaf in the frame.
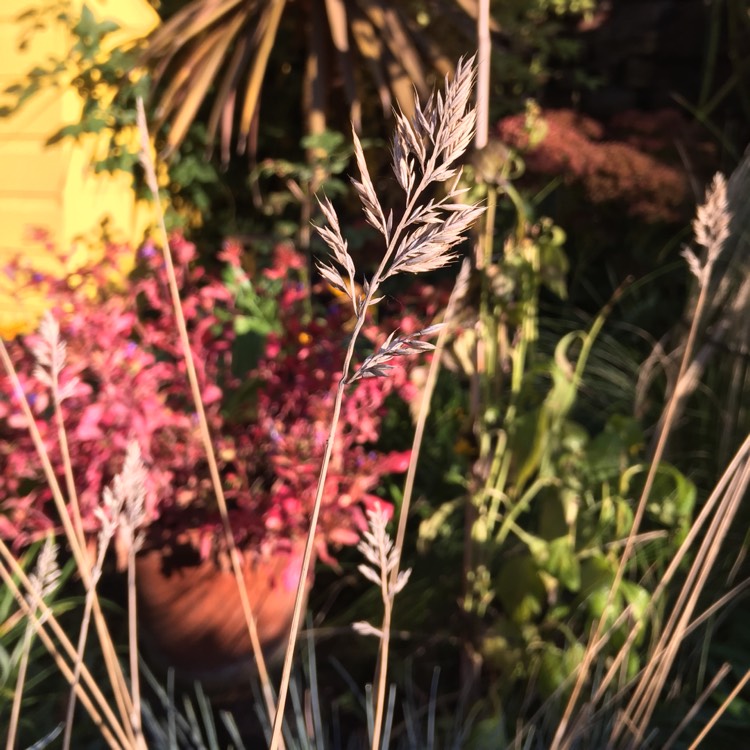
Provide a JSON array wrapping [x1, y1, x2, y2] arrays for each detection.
[[647, 464, 696, 533], [301, 129, 345, 153], [538, 236, 569, 299], [46, 123, 83, 145], [543, 331, 584, 422], [467, 716, 508, 749], [509, 407, 547, 491], [578, 553, 615, 619], [546, 536, 581, 592], [234, 315, 271, 336], [496, 555, 546, 624], [614, 497, 634, 538], [96, 20, 120, 36], [418, 499, 461, 553], [538, 641, 585, 696], [583, 415, 645, 483], [620, 580, 650, 625], [539, 492, 568, 539], [73, 4, 96, 38], [621, 463, 696, 540]]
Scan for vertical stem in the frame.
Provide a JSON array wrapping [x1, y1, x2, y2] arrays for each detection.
[[136, 100, 278, 729], [370, 578, 393, 750], [63, 544, 108, 750], [270, 59, 481, 747], [127, 549, 144, 749], [269, 141, 441, 750], [0, 343, 136, 746], [269, 379, 346, 750], [462, 4, 492, 654], [54, 399, 85, 552], [552, 272, 718, 750], [6, 619, 34, 750], [0, 545, 129, 750], [475, 0, 491, 150]]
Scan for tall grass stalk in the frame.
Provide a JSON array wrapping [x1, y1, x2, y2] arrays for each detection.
[[61, 504, 109, 748], [61, 440, 136, 750], [5, 539, 59, 750], [616, 453, 750, 743], [661, 662, 731, 749], [687, 668, 750, 749], [269, 56, 484, 750], [31, 315, 87, 559], [360, 258, 472, 749], [31, 315, 111, 746], [50, 404, 146, 748], [600, 444, 750, 741], [0, 541, 129, 749], [389, 259, 470, 582], [135, 98, 278, 727], [10, 312, 145, 748], [353, 507, 413, 750], [514, 431, 750, 750], [475, 0, 490, 150], [113, 443, 148, 748], [127, 546, 143, 747], [0, 341, 136, 745], [551, 174, 732, 750]]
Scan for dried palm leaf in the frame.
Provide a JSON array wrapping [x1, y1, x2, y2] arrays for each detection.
[[141, 0, 492, 160]]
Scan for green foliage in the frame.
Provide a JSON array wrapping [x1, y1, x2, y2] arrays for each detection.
[[4, 4, 148, 165], [416, 157, 696, 706], [0, 542, 75, 744], [3, 3, 746, 744], [483, 0, 600, 113], [538, 0, 597, 14], [222, 262, 282, 378], [252, 132, 352, 207], [249, 130, 357, 242], [2, 3, 222, 228]]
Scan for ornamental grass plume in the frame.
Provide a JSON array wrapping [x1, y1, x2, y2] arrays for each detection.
[[269, 54, 484, 750], [63, 440, 148, 750], [353, 506, 413, 750], [353, 505, 412, 642]]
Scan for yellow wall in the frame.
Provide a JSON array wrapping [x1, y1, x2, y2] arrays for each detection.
[[0, 0, 159, 337]]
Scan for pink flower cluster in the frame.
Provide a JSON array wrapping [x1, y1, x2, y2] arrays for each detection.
[[0, 235, 415, 562]]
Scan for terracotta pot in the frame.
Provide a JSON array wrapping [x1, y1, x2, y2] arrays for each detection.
[[135, 532, 311, 691]]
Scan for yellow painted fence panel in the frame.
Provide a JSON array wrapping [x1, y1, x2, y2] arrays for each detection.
[[0, 0, 160, 337]]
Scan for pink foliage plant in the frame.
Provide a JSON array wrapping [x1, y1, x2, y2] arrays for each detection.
[[0, 235, 415, 565]]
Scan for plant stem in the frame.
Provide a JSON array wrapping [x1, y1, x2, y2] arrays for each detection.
[[687, 668, 750, 749], [370, 567, 394, 750], [389, 264, 469, 589], [269, 365, 346, 750], [475, 0, 490, 150], [6, 612, 34, 750], [53, 391, 85, 553], [136, 99, 277, 727], [127, 547, 144, 749], [368, 262, 471, 738], [269, 139, 444, 750], [0, 546, 128, 750], [0, 342, 136, 746], [552, 242, 724, 750], [62, 541, 108, 750]]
